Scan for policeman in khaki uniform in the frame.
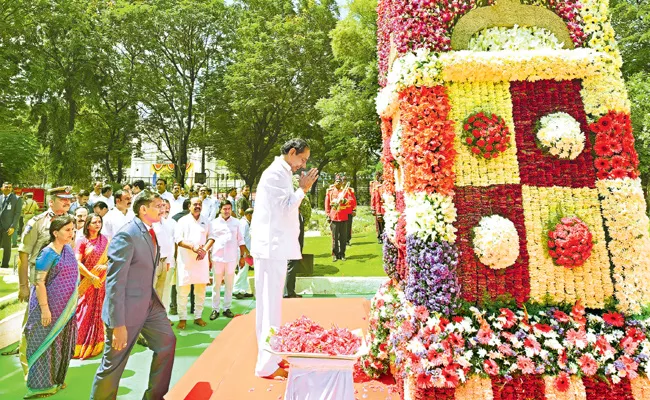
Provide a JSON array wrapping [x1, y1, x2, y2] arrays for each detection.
[[1, 187, 74, 356], [324, 175, 350, 262], [18, 187, 74, 301]]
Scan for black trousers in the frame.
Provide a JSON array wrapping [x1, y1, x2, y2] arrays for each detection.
[[346, 214, 353, 244], [375, 215, 385, 241], [286, 215, 305, 297], [330, 220, 348, 259], [0, 229, 11, 268]]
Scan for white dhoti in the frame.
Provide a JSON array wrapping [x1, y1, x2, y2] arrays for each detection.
[[178, 283, 207, 320], [211, 261, 237, 311], [254, 257, 288, 377]]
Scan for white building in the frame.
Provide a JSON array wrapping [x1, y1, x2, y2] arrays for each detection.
[[128, 142, 245, 193]]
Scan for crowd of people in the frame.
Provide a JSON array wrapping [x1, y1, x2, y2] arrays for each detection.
[[0, 138, 317, 399]]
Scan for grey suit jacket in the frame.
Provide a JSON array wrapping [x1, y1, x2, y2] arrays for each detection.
[[0, 193, 22, 231], [102, 217, 161, 328]]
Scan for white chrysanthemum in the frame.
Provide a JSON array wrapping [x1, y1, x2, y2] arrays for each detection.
[[404, 192, 457, 243], [468, 25, 566, 52], [472, 215, 520, 269], [536, 112, 585, 159], [389, 122, 403, 162], [382, 193, 399, 241]]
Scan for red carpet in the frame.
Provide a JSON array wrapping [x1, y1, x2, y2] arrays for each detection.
[[165, 298, 398, 399]]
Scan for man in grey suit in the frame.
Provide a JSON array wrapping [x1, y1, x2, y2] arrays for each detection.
[[90, 190, 176, 400], [0, 182, 22, 268]]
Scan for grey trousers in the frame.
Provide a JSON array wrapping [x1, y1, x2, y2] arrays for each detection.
[[90, 299, 176, 400]]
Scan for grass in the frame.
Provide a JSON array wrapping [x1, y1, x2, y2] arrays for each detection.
[[303, 230, 385, 276], [0, 277, 18, 299], [0, 299, 25, 322]]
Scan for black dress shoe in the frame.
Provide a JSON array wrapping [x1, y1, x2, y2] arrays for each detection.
[[234, 293, 245, 300], [223, 309, 234, 318], [1, 347, 19, 356], [291, 294, 303, 298], [243, 293, 254, 298], [209, 310, 220, 320]]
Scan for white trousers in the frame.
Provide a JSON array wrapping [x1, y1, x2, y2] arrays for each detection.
[[211, 261, 236, 311], [233, 263, 251, 294], [254, 258, 287, 377], [177, 283, 206, 320]]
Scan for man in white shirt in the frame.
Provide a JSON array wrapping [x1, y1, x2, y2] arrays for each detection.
[[101, 190, 133, 240], [156, 178, 175, 204], [198, 186, 216, 220], [73, 206, 88, 250], [226, 187, 238, 218], [250, 139, 318, 379], [209, 200, 248, 320], [169, 183, 186, 217], [174, 197, 214, 330], [96, 184, 115, 209], [88, 181, 103, 206], [153, 199, 176, 307], [233, 208, 255, 299]]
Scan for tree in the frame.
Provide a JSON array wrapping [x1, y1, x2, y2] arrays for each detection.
[[207, 0, 339, 188], [315, 0, 380, 191], [132, 0, 234, 185]]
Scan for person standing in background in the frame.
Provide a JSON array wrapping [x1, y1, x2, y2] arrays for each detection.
[[324, 175, 349, 262], [233, 208, 255, 299], [341, 176, 357, 247], [0, 182, 22, 268]]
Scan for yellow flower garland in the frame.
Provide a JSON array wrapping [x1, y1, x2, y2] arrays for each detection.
[[521, 185, 613, 308], [597, 178, 650, 315], [447, 81, 520, 187]]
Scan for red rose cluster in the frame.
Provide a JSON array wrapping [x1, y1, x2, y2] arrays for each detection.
[[548, 217, 593, 268], [270, 316, 362, 356], [462, 112, 510, 160], [590, 111, 639, 180]]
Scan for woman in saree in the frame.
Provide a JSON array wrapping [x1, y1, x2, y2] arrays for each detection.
[[73, 213, 109, 359], [21, 215, 78, 399]]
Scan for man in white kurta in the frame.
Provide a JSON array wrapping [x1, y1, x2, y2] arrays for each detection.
[[209, 200, 248, 320], [174, 197, 214, 330], [250, 139, 318, 378]]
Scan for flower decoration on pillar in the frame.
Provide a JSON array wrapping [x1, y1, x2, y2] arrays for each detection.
[[535, 112, 585, 160], [472, 215, 520, 270], [548, 216, 594, 268], [462, 111, 510, 160]]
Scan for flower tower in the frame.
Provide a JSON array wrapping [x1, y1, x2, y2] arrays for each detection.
[[363, 0, 650, 398]]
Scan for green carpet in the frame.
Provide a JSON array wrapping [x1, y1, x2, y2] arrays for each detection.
[[303, 230, 384, 276]]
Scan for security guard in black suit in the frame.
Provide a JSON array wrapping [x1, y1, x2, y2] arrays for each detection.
[[0, 182, 22, 268]]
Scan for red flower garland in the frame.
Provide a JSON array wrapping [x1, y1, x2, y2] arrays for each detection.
[[462, 112, 510, 159], [589, 111, 639, 180], [399, 86, 456, 196], [547, 216, 593, 268], [454, 184, 530, 305], [490, 375, 546, 400], [582, 376, 634, 400], [510, 79, 596, 188]]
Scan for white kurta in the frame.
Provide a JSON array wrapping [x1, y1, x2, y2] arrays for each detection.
[[169, 195, 186, 217], [210, 216, 245, 263], [174, 213, 211, 286]]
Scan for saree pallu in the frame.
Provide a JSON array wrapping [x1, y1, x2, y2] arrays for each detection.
[[73, 234, 109, 360], [21, 245, 78, 399]]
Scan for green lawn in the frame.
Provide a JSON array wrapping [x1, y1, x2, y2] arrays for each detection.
[[303, 230, 385, 277], [0, 277, 18, 299]]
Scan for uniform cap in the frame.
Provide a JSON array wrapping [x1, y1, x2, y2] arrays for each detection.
[[48, 186, 74, 199]]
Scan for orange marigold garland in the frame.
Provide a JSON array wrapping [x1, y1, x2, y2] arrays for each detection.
[[399, 86, 456, 196], [462, 112, 511, 160]]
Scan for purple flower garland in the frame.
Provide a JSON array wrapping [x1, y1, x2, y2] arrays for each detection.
[[405, 234, 460, 314], [382, 232, 399, 280]]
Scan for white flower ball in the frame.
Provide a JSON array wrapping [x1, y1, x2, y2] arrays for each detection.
[[473, 215, 520, 269], [536, 112, 585, 160]]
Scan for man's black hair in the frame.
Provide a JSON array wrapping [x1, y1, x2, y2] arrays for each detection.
[[101, 185, 112, 195], [132, 180, 145, 190], [280, 138, 309, 155]]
